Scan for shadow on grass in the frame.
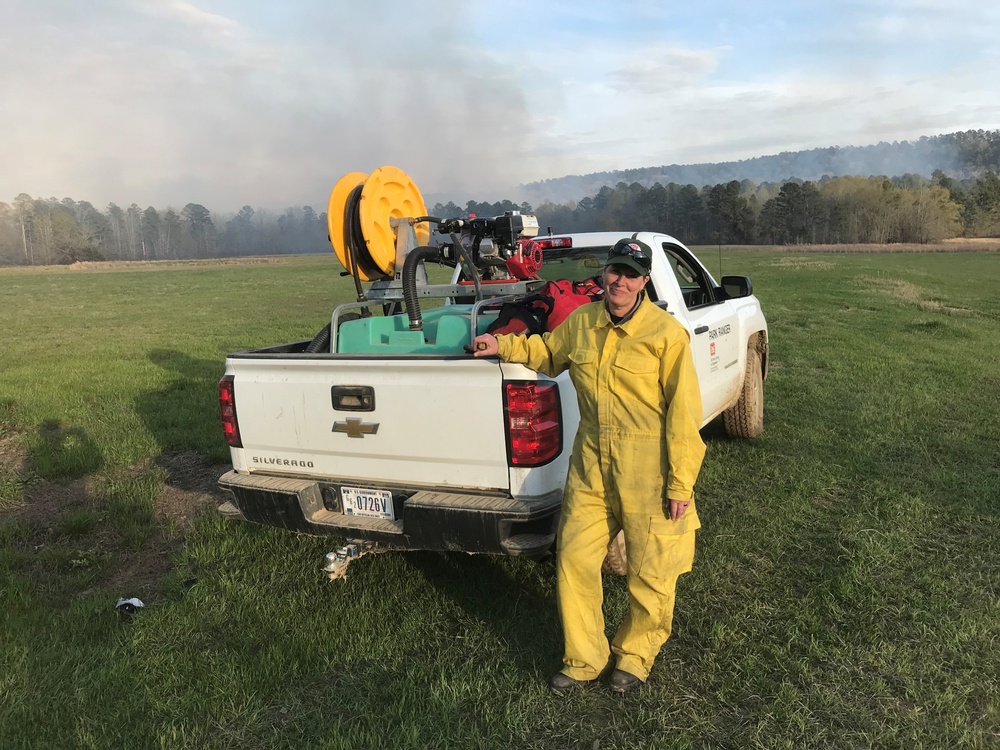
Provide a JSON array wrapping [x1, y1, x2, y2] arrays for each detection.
[[25, 419, 103, 480], [140, 348, 226, 458], [135, 348, 231, 516], [700, 417, 731, 443], [405, 551, 560, 677]]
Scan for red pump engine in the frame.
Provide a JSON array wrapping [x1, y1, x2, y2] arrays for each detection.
[[505, 238, 544, 279]]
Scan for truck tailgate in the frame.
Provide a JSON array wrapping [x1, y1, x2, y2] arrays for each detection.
[[229, 356, 512, 490]]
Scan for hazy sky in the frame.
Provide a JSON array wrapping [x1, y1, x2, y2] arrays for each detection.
[[2, 0, 998, 212]]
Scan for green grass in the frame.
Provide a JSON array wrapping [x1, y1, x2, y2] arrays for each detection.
[[1, 251, 998, 749]]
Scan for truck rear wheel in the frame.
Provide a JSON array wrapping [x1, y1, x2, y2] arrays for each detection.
[[602, 530, 627, 576], [723, 346, 764, 438]]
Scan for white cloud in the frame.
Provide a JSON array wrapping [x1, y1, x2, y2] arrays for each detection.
[[847, 0, 1000, 44], [145, 0, 244, 39], [0, 0, 997, 210], [609, 45, 723, 94]]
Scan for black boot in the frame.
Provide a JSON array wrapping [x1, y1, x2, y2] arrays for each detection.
[[548, 672, 588, 695], [609, 669, 642, 694]]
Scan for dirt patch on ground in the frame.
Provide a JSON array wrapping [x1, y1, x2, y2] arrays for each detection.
[[941, 237, 999, 245], [154, 451, 231, 524], [1, 443, 230, 604], [758, 241, 1000, 254], [107, 452, 230, 597], [770, 258, 836, 271], [0, 421, 27, 469], [67, 256, 291, 272], [859, 277, 974, 315]]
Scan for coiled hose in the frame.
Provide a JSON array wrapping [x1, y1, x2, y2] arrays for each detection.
[[400, 234, 483, 332]]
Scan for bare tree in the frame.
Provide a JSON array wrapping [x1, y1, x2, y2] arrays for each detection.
[[142, 206, 161, 259], [13, 193, 34, 264], [124, 203, 144, 259], [106, 203, 126, 259], [160, 209, 181, 259]]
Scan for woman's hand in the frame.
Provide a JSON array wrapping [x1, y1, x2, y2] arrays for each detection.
[[669, 499, 690, 521], [471, 334, 499, 357]]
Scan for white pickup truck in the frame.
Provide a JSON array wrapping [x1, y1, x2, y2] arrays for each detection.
[[217, 217, 768, 577]]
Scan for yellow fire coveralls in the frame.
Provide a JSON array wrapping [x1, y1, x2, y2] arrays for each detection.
[[496, 295, 706, 681]]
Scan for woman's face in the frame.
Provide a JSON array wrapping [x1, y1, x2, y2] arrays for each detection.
[[602, 264, 648, 315]]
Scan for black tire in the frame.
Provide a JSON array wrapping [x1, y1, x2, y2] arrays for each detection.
[[602, 530, 627, 576], [723, 346, 764, 438]]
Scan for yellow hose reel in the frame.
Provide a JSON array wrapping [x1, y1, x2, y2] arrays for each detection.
[[326, 166, 430, 281]]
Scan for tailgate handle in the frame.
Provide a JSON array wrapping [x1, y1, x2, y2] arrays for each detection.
[[331, 385, 375, 411]]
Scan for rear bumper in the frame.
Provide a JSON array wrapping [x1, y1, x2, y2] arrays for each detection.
[[218, 470, 560, 558]]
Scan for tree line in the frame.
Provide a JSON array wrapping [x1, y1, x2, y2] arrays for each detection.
[[3, 169, 999, 267], [0, 197, 328, 267], [506, 170, 999, 246], [431, 171, 999, 246]]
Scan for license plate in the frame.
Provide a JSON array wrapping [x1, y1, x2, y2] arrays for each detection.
[[340, 487, 394, 519]]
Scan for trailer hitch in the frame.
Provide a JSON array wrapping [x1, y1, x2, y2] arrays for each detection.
[[321, 540, 379, 581]]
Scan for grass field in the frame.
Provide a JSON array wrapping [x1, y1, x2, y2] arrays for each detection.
[[1, 250, 998, 749]]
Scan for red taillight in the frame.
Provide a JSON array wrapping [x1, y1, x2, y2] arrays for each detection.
[[529, 237, 572, 251], [503, 381, 561, 467], [218, 375, 242, 448]]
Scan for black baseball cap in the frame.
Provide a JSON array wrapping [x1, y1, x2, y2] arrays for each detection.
[[606, 238, 652, 276]]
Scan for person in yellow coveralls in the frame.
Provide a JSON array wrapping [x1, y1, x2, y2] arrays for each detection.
[[473, 237, 706, 695]]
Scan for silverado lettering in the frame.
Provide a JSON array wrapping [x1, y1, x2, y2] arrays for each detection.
[[251, 457, 315, 468]]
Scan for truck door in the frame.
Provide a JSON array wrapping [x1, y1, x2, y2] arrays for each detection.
[[660, 244, 740, 420]]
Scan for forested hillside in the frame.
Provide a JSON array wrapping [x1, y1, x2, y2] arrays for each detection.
[[540, 171, 997, 245], [3, 130, 999, 266], [430, 171, 1000, 246], [518, 129, 1000, 205]]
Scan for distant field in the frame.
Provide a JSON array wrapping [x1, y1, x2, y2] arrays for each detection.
[[1, 250, 997, 749], [692, 239, 1000, 254]]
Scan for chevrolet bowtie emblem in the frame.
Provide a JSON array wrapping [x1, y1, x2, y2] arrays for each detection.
[[332, 418, 379, 438]]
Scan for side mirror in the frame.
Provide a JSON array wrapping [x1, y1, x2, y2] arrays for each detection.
[[720, 275, 753, 300]]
